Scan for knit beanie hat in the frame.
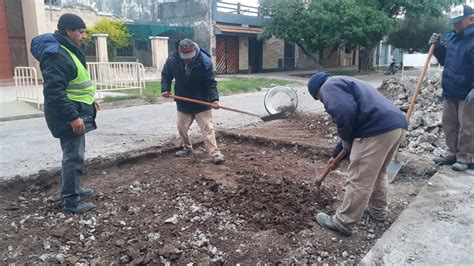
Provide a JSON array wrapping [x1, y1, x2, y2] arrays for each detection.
[[57, 13, 86, 31], [308, 72, 330, 99]]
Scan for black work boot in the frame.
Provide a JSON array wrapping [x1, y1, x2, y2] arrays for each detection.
[[432, 156, 456, 165], [316, 212, 352, 237], [64, 201, 96, 214], [79, 188, 94, 198]]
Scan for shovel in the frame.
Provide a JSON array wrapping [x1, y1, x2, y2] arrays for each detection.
[[386, 44, 436, 182], [168, 95, 287, 122], [314, 149, 349, 188]]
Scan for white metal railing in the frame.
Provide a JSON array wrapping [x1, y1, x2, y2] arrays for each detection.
[[87, 62, 145, 97], [14, 67, 42, 109]]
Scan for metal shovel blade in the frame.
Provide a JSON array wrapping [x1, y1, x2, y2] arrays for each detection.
[[387, 159, 403, 183], [260, 111, 288, 122]]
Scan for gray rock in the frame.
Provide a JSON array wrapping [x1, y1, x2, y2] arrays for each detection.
[[120, 255, 132, 263], [115, 239, 126, 247], [342, 251, 349, 258], [55, 253, 65, 263], [39, 254, 50, 262], [164, 215, 178, 225], [146, 232, 160, 242]]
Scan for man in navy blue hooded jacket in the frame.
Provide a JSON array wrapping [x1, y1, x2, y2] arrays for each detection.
[[308, 73, 408, 237], [161, 39, 225, 164], [429, 4, 474, 172]]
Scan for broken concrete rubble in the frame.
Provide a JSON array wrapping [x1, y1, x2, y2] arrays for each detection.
[[379, 77, 446, 157]]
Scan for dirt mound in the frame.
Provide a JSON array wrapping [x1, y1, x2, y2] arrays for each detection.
[[0, 118, 431, 264], [197, 175, 333, 234], [379, 77, 446, 157]]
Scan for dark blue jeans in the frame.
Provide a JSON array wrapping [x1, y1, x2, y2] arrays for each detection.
[[60, 134, 85, 206]]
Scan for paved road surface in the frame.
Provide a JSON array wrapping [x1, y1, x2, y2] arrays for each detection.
[[0, 73, 389, 181]]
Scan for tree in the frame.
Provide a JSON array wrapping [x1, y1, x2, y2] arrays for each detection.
[[387, 16, 450, 53], [260, 0, 394, 70], [259, 0, 463, 70], [85, 18, 133, 60], [356, 0, 464, 18]]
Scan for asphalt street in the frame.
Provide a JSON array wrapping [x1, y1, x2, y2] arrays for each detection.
[[0, 84, 325, 181], [0, 72, 391, 181]]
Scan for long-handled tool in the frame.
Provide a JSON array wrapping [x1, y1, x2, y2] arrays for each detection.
[[168, 95, 287, 122], [386, 44, 437, 182], [314, 149, 349, 187]]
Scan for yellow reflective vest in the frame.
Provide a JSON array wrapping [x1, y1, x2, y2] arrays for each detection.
[[60, 45, 95, 105]]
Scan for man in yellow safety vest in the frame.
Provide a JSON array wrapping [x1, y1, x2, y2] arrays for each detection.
[[31, 13, 99, 214]]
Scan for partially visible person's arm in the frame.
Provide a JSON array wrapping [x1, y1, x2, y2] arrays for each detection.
[[41, 54, 80, 122], [161, 57, 174, 98]]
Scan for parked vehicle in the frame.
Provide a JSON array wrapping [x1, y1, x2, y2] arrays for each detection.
[[385, 59, 402, 75]]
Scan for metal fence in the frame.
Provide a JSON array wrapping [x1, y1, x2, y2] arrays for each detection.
[[15, 63, 147, 108], [87, 62, 146, 98], [14, 67, 42, 109]]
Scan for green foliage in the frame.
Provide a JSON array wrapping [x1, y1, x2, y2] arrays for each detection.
[[387, 16, 450, 52], [217, 77, 295, 95], [260, 0, 394, 65], [85, 18, 132, 49], [103, 94, 139, 102], [259, 0, 463, 69], [108, 78, 297, 103], [356, 0, 464, 18]]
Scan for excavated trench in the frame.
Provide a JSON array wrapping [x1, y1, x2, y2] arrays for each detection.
[[0, 113, 436, 264]]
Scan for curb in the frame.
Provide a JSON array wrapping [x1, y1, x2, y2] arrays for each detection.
[[0, 113, 44, 122]]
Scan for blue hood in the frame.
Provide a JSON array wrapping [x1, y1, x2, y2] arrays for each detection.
[[30, 33, 60, 61]]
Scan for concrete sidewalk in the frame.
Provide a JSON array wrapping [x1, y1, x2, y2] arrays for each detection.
[[361, 168, 474, 265]]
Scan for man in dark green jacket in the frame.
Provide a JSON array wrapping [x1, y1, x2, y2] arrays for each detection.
[[161, 39, 225, 164], [31, 14, 99, 214]]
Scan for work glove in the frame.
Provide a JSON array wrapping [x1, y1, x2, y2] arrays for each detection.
[[428, 33, 441, 47], [466, 89, 474, 105]]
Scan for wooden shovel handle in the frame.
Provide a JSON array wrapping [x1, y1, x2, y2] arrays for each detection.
[[314, 149, 350, 187], [169, 95, 261, 118], [405, 44, 436, 121]]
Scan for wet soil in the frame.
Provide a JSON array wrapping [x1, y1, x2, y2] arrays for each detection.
[[0, 113, 432, 264]]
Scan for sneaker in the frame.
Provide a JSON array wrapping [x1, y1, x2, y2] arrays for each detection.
[[452, 162, 469, 171], [433, 156, 456, 165], [315, 212, 352, 237], [212, 154, 225, 164], [175, 148, 192, 157], [64, 201, 96, 214], [79, 188, 94, 198]]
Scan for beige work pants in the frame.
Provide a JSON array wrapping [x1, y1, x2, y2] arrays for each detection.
[[333, 128, 406, 232], [177, 110, 221, 156], [443, 99, 474, 164]]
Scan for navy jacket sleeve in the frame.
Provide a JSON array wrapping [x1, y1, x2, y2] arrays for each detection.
[[465, 46, 474, 91], [320, 83, 358, 142], [205, 64, 219, 102], [161, 57, 174, 93], [434, 45, 447, 65], [40, 53, 79, 122]]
